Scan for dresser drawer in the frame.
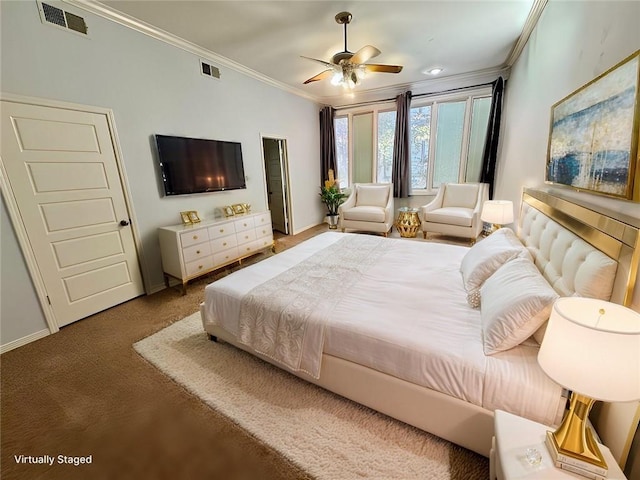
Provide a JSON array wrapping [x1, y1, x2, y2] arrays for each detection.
[[185, 256, 214, 277], [209, 222, 236, 239], [211, 235, 238, 251], [213, 247, 239, 267], [236, 229, 257, 245], [234, 216, 255, 232], [180, 229, 209, 248], [182, 242, 212, 264], [253, 212, 272, 227], [255, 223, 273, 239]]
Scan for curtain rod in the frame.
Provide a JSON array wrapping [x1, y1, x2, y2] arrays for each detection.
[[332, 81, 495, 110]]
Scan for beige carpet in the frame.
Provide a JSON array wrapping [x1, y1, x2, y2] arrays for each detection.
[[134, 312, 488, 480]]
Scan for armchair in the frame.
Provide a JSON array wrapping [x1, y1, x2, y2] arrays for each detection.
[[420, 183, 488, 242], [339, 183, 394, 236]]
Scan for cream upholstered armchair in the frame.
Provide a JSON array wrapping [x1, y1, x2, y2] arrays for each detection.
[[420, 183, 488, 242], [339, 183, 394, 236]]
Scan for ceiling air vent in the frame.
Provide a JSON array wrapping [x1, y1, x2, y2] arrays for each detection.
[[201, 61, 221, 80], [38, 2, 88, 35]]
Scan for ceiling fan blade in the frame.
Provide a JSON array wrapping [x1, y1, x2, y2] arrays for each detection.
[[300, 56, 335, 69], [350, 45, 381, 65], [364, 64, 403, 74], [303, 69, 334, 84]]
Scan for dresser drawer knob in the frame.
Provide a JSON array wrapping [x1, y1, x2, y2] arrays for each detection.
[[243, 223, 247, 227], [223, 242, 227, 246], [245, 235, 249, 239], [193, 235, 198, 240], [220, 229, 224, 233], [198, 265, 203, 270], [196, 250, 201, 254]]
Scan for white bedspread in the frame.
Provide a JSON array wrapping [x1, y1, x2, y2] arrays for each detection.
[[202, 232, 564, 426]]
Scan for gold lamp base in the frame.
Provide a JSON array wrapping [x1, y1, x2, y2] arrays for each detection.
[[546, 393, 608, 473]]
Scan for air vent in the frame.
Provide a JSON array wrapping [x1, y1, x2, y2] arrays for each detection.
[[200, 61, 221, 79], [38, 2, 88, 35]]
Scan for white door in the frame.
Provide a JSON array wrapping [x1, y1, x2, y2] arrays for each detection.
[[262, 137, 289, 234], [1, 100, 145, 328]]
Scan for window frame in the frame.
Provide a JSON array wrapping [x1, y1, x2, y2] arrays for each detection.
[[334, 86, 492, 194]]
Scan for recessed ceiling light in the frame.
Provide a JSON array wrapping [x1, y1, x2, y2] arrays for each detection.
[[423, 67, 443, 75]]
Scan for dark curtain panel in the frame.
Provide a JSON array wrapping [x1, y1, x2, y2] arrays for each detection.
[[392, 90, 412, 198], [319, 106, 336, 184], [480, 77, 505, 199]]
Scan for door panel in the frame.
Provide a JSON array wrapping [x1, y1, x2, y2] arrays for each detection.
[[1, 101, 144, 327]]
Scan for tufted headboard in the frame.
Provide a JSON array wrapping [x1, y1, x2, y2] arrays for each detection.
[[518, 189, 639, 308], [517, 188, 640, 470]]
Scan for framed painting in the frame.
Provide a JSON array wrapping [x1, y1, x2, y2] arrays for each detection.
[[546, 50, 640, 201]]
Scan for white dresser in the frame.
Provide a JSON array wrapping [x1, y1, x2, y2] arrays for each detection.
[[158, 211, 274, 293]]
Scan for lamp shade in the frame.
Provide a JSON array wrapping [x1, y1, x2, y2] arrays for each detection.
[[481, 200, 514, 225], [538, 297, 640, 402]]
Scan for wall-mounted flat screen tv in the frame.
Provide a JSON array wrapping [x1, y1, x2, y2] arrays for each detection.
[[155, 134, 246, 196]]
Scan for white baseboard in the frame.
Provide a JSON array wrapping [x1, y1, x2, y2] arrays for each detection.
[[1, 328, 50, 354]]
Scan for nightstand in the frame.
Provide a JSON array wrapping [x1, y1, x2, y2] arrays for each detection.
[[490, 410, 627, 480]]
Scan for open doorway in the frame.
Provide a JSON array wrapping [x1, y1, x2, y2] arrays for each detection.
[[261, 136, 291, 235]]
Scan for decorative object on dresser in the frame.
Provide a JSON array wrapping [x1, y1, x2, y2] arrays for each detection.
[[538, 297, 640, 478], [188, 211, 201, 223], [223, 206, 235, 217], [480, 200, 513, 233], [158, 211, 273, 294], [180, 211, 193, 225], [232, 204, 246, 214], [545, 50, 640, 202]]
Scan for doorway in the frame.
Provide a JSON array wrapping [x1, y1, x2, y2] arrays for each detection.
[[261, 137, 291, 235]]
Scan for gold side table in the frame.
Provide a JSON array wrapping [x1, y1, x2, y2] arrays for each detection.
[[395, 207, 421, 238]]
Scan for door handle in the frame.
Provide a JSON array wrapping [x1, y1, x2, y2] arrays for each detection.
[[120, 220, 130, 226]]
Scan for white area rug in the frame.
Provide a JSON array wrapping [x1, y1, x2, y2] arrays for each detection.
[[134, 312, 488, 480]]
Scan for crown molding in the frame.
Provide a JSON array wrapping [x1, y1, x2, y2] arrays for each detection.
[[504, 0, 548, 67], [326, 65, 509, 108], [62, 0, 321, 104]]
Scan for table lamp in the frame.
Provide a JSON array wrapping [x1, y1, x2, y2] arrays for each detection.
[[538, 297, 640, 474], [481, 200, 514, 232]]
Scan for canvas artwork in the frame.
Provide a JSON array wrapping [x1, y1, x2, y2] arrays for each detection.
[[546, 51, 639, 200]]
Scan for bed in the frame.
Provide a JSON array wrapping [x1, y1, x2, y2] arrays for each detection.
[[200, 188, 640, 458]]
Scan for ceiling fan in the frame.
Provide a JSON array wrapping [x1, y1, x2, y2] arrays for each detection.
[[302, 11, 403, 89]]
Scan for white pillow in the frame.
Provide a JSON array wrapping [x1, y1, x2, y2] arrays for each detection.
[[480, 257, 559, 355], [460, 228, 531, 295]]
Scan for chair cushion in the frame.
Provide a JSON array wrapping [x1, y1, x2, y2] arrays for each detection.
[[442, 184, 479, 209], [356, 185, 389, 208], [343, 206, 386, 223], [424, 207, 474, 227]]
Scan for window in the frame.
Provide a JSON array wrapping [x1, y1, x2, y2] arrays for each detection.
[[334, 88, 491, 193], [334, 116, 349, 189]]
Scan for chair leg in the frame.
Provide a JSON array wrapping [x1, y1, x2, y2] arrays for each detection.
[[423, 232, 427, 239]]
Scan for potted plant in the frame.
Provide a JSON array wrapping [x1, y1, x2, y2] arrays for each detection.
[[319, 170, 346, 229]]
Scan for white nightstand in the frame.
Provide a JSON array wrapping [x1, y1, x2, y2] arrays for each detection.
[[490, 410, 627, 480]]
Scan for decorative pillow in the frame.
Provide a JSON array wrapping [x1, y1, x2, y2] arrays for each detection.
[[356, 185, 389, 208], [480, 257, 559, 355], [460, 228, 531, 296]]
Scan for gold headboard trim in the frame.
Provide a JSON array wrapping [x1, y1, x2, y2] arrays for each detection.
[[522, 188, 640, 307]]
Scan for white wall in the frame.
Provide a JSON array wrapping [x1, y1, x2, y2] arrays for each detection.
[[496, 1, 640, 221], [0, 1, 322, 348]]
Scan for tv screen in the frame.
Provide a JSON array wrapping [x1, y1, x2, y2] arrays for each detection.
[[155, 134, 246, 196]]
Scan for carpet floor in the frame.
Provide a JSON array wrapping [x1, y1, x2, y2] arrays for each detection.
[[1, 224, 487, 480], [135, 312, 488, 480]]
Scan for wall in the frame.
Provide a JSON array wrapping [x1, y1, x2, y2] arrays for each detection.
[[0, 1, 322, 349], [496, 1, 640, 222]]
